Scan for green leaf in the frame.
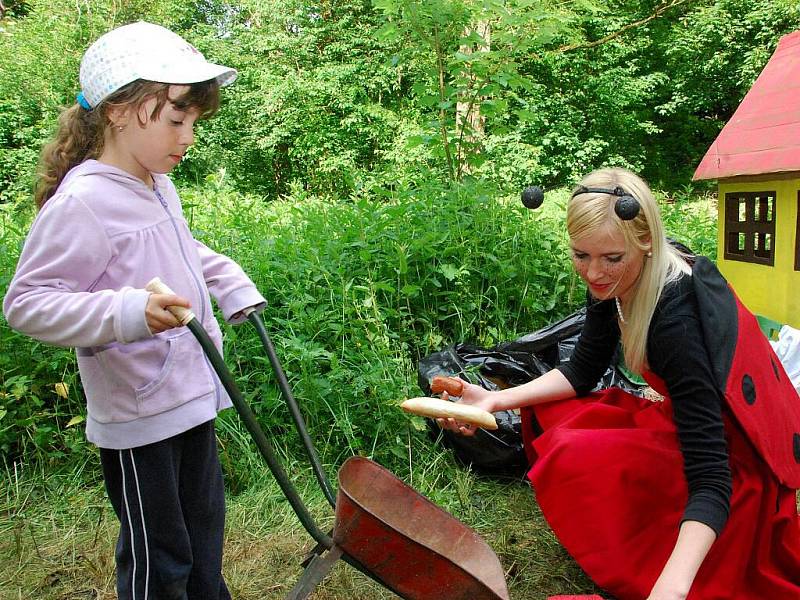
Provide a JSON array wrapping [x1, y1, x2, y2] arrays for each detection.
[[438, 263, 462, 281], [389, 440, 407, 460], [376, 22, 400, 41], [66, 415, 85, 428], [401, 284, 421, 297], [372, 0, 397, 12]]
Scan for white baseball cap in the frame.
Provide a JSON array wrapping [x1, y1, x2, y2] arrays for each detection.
[[78, 21, 237, 108]]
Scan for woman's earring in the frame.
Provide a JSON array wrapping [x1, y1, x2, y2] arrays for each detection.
[[646, 251, 653, 257], [117, 125, 124, 132]]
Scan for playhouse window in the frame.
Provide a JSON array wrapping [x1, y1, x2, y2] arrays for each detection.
[[724, 191, 775, 266]]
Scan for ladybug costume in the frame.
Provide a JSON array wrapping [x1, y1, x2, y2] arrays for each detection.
[[522, 257, 800, 599]]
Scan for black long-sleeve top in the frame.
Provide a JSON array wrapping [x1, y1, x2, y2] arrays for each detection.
[[556, 273, 733, 535]]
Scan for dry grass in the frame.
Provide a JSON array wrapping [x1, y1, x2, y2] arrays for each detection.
[[5, 457, 797, 600], [0, 483, 117, 600], [0, 460, 601, 600]]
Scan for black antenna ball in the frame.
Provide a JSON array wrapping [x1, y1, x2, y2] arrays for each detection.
[[572, 185, 641, 220], [614, 193, 640, 220], [521, 186, 544, 209]]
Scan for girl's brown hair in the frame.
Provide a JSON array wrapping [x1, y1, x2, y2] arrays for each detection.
[[35, 79, 220, 209]]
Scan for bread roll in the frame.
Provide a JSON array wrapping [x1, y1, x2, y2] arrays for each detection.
[[401, 397, 497, 430]]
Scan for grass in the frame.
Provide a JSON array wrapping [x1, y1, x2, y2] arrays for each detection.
[[0, 450, 600, 600], [3, 450, 799, 599]]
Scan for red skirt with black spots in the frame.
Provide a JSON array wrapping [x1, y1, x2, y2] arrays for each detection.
[[522, 385, 800, 600]]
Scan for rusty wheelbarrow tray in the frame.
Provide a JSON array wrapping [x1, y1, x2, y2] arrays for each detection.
[[334, 456, 509, 599], [147, 278, 510, 600]]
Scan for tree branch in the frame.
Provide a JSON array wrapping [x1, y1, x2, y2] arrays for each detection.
[[557, 0, 694, 53]]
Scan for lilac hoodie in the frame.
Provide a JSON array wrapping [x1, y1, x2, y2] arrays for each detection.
[[3, 160, 266, 449]]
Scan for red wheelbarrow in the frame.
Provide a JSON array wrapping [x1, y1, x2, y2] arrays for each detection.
[[147, 279, 510, 600]]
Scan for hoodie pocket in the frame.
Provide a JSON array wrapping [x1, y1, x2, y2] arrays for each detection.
[[134, 329, 214, 417], [81, 330, 215, 424]]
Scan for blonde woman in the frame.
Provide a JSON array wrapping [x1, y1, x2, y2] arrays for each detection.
[[439, 168, 800, 600]]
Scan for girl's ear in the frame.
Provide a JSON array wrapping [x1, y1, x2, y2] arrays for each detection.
[[106, 104, 131, 130]]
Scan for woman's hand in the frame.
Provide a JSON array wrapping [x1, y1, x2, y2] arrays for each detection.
[[435, 380, 496, 436], [645, 585, 688, 600], [434, 369, 578, 435], [646, 520, 715, 600], [145, 293, 191, 334]]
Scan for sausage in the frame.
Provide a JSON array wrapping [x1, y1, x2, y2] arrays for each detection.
[[430, 375, 465, 397]]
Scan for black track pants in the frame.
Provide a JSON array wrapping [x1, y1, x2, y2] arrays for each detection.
[[100, 420, 231, 600]]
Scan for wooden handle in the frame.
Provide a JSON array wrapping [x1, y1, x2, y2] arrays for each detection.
[[145, 277, 196, 325], [401, 397, 498, 430]]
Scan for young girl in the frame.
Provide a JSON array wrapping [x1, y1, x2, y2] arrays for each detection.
[[3, 22, 265, 600], [438, 168, 800, 599]]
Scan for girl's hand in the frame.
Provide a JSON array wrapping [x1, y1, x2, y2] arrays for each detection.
[[145, 293, 191, 334], [435, 381, 496, 436]]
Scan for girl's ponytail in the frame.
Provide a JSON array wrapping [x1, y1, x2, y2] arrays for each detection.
[[34, 104, 106, 209]]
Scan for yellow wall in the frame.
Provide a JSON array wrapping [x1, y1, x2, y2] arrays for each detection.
[[717, 177, 800, 328]]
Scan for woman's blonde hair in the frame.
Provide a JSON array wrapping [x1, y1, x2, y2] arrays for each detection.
[[35, 79, 220, 209], [567, 167, 690, 373]]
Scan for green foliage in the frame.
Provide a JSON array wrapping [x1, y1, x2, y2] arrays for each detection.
[[0, 174, 717, 476], [174, 0, 407, 198], [373, 0, 590, 182], [0, 0, 782, 481], [660, 188, 718, 259], [183, 175, 578, 476], [0, 7, 83, 202], [2, 0, 798, 200], [479, 0, 800, 188], [634, 0, 800, 186]]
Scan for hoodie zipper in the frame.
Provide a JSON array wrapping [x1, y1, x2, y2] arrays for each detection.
[[154, 185, 222, 406], [153, 187, 207, 323]]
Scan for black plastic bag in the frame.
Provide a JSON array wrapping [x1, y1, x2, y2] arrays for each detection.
[[417, 308, 646, 476]]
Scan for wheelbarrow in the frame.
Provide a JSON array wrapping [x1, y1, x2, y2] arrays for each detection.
[[146, 278, 511, 600]]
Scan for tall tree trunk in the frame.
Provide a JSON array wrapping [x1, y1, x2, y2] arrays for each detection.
[[456, 20, 490, 177]]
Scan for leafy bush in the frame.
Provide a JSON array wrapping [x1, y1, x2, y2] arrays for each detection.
[[660, 188, 718, 260], [0, 198, 87, 464], [0, 0, 747, 485], [184, 175, 579, 479], [1, 173, 717, 480]]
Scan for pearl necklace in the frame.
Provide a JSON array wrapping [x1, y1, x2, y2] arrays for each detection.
[[615, 296, 626, 324]]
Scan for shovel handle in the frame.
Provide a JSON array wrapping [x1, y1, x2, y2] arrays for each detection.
[[145, 277, 196, 326]]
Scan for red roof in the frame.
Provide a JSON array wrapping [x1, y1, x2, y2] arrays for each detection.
[[693, 30, 800, 181]]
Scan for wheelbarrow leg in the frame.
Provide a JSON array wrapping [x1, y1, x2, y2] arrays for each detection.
[[287, 544, 344, 600]]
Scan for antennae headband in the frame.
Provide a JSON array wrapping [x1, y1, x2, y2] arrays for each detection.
[[571, 185, 640, 220]]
